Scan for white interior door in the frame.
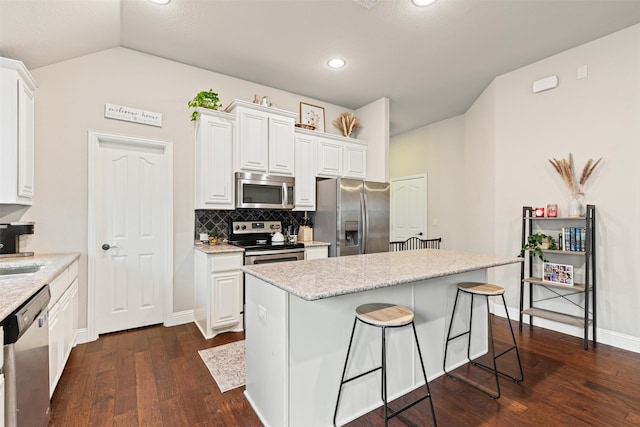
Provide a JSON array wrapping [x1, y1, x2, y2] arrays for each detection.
[[390, 174, 427, 242], [88, 131, 172, 338]]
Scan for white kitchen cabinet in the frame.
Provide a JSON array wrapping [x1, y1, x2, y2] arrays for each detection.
[[316, 137, 343, 178], [48, 260, 79, 397], [294, 133, 316, 211], [343, 140, 367, 179], [195, 109, 235, 209], [304, 245, 328, 260], [0, 57, 37, 205], [315, 132, 368, 179], [194, 250, 244, 339], [227, 100, 296, 176]]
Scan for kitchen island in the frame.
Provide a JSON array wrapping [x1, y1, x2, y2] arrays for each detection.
[[242, 249, 522, 427]]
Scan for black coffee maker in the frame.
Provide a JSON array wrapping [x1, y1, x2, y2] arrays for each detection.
[[0, 222, 35, 257]]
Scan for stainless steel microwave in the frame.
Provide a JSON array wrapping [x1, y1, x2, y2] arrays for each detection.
[[235, 172, 295, 209]]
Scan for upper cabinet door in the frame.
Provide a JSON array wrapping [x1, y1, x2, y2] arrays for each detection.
[[343, 141, 367, 179], [0, 57, 37, 205], [316, 137, 343, 178], [17, 80, 35, 199], [236, 108, 269, 173], [195, 110, 235, 209], [294, 134, 316, 210], [268, 115, 295, 176]]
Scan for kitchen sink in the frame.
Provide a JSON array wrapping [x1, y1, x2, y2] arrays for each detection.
[[0, 264, 44, 277]]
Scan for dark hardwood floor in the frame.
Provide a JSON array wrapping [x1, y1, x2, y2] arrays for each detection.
[[50, 317, 640, 426]]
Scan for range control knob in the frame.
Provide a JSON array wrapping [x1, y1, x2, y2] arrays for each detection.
[[234, 225, 240, 230], [241, 225, 247, 230]]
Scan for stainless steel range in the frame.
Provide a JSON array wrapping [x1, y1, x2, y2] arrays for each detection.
[[228, 221, 305, 265]]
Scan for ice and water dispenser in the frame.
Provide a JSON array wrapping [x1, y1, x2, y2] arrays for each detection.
[[344, 221, 359, 247]]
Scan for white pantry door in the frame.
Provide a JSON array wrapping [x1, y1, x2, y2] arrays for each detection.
[[390, 174, 427, 242], [88, 131, 173, 338]]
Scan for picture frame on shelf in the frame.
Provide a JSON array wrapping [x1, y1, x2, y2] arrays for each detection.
[[299, 102, 325, 132], [542, 261, 574, 286]]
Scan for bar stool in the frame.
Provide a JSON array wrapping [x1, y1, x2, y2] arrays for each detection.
[[443, 282, 524, 399], [333, 303, 437, 427]]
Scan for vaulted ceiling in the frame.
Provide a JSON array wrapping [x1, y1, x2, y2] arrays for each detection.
[[2, 0, 640, 135]]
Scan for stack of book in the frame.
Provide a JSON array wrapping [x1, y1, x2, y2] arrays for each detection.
[[558, 227, 586, 252]]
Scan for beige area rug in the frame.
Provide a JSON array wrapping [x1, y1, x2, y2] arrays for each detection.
[[198, 340, 246, 392]]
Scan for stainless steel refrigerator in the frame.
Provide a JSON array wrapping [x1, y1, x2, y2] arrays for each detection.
[[314, 178, 390, 257]]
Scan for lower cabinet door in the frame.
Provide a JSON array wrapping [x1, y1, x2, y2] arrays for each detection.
[[210, 271, 242, 329], [48, 303, 62, 397]]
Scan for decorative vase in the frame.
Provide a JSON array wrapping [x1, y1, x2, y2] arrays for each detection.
[[569, 196, 584, 217]]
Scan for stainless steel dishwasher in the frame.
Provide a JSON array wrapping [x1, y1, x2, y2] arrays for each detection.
[[2, 285, 50, 427]]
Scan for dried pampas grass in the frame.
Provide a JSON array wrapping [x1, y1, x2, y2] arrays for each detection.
[[332, 112, 361, 137], [549, 153, 602, 197]]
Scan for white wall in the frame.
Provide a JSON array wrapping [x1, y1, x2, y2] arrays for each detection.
[[356, 97, 389, 183], [492, 23, 640, 344], [4, 47, 361, 331], [391, 24, 640, 350], [389, 115, 465, 248]]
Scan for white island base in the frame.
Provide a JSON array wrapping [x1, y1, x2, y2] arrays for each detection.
[[244, 269, 492, 427]]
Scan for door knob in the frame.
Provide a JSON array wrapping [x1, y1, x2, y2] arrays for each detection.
[[102, 243, 118, 250]]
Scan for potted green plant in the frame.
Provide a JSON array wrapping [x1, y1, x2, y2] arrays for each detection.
[[188, 89, 223, 121], [208, 230, 219, 245], [519, 233, 557, 262]]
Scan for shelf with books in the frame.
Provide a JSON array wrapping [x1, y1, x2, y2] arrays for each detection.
[[519, 205, 596, 350]]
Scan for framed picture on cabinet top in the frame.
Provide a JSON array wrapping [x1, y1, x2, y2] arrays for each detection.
[[542, 261, 574, 286], [299, 102, 325, 132]]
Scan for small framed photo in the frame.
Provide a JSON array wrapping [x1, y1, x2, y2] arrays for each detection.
[[542, 262, 574, 286], [299, 102, 325, 132]]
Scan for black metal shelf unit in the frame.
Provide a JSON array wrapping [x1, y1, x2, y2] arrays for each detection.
[[519, 205, 596, 350]]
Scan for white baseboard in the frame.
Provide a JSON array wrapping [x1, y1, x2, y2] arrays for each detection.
[[74, 310, 195, 345], [492, 304, 640, 354], [75, 328, 89, 345], [165, 309, 194, 327]]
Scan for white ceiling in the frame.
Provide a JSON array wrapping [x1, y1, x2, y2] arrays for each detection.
[[2, 0, 640, 135]]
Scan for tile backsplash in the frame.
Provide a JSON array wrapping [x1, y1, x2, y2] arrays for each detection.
[[195, 209, 306, 239]]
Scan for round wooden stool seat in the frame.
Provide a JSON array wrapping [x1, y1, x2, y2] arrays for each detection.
[[355, 303, 414, 327], [457, 282, 505, 296]]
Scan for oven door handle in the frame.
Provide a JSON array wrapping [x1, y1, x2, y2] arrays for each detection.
[[245, 251, 305, 265]]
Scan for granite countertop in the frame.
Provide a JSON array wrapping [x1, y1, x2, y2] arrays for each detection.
[[242, 249, 523, 301], [195, 241, 330, 254], [0, 253, 80, 322], [195, 242, 245, 254]]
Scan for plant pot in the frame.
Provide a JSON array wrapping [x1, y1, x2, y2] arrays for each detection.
[[569, 196, 584, 217], [540, 238, 550, 250]]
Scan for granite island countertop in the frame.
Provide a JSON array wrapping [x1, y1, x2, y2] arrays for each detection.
[[194, 240, 330, 254], [242, 249, 522, 301], [0, 253, 80, 322]]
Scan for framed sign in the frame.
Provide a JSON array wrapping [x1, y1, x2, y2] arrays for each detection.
[[299, 102, 325, 132], [542, 262, 574, 286]]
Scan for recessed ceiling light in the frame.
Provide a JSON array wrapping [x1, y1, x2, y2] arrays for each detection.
[[327, 58, 346, 69], [412, 0, 435, 6], [149, 0, 171, 5]]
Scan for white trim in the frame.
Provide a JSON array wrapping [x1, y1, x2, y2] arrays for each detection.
[[165, 310, 195, 327], [492, 304, 640, 354], [87, 130, 174, 342]]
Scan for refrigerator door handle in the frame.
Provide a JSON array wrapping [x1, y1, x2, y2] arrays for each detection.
[[361, 193, 369, 254]]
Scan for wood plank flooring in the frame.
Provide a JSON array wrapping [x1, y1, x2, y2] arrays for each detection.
[[50, 317, 640, 426]]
